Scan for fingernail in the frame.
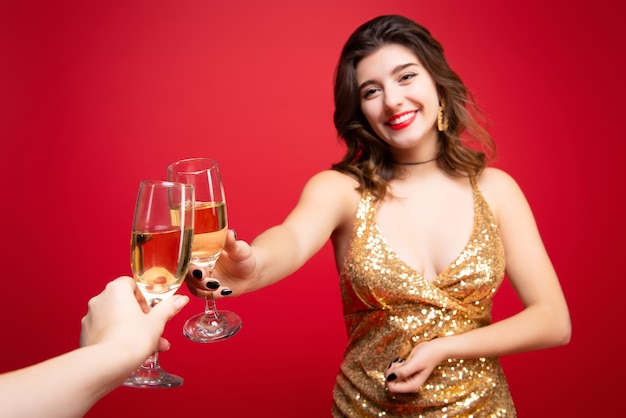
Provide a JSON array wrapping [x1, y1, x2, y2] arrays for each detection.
[[232, 229, 238, 240], [174, 296, 189, 309], [388, 357, 400, 368], [192, 269, 203, 279], [220, 288, 232, 296], [386, 373, 397, 382], [206, 280, 220, 290]]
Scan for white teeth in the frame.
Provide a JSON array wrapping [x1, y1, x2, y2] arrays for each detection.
[[389, 112, 415, 125]]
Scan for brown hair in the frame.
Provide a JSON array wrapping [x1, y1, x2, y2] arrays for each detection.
[[331, 15, 495, 200]]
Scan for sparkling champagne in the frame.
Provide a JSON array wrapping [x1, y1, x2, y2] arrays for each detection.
[[192, 201, 227, 267], [131, 228, 193, 305]]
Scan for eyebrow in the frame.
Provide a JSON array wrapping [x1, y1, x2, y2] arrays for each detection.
[[358, 62, 420, 92]]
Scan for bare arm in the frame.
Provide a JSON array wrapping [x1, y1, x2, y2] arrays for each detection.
[[0, 277, 189, 418], [387, 168, 571, 392], [186, 170, 358, 297], [250, 170, 358, 288], [441, 169, 571, 355]]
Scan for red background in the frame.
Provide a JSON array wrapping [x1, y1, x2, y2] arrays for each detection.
[[1, 1, 624, 416]]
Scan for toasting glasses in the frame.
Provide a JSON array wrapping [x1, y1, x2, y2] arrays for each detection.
[[123, 180, 195, 388], [168, 157, 242, 343]]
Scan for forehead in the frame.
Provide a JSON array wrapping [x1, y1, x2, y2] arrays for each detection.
[[356, 44, 422, 81]]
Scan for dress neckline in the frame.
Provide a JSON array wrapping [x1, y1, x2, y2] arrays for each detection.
[[366, 176, 481, 283]]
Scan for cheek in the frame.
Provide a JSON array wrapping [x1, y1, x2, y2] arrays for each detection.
[[424, 88, 441, 117], [427, 100, 441, 123], [360, 102, 381, 127], [411, 92, 439, 123]]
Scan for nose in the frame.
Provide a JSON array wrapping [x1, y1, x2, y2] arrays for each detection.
[[383, 84, 403, 110]]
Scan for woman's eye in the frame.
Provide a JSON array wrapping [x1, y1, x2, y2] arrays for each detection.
[[363, 88, 379, 99], [400, 73, 417, 82]]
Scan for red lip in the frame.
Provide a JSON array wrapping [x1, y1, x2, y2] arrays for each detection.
[[386, 111, 417, 131]]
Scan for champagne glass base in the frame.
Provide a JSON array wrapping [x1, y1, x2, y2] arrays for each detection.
[[123, 366, 184, 389], [183, 310, 242, 343]]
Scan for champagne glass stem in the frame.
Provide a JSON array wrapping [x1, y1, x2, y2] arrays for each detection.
[[132, 298, 166, 373], [204, 267, 221, 320], [145, 300, 162, 369], [141, 350, 160, 371], [205, 295, 220, 318]]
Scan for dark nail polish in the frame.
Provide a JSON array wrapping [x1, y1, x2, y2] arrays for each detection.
[[388, 357, 400, 369], [220, 288, 233, 296], [206, 281, 220, 290], [386, 373, 397, 382], [192, 269, 203, 279], [232, 229, 238, 240]]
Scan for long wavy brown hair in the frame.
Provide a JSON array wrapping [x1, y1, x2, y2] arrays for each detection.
[[331, 15, 496, 200]]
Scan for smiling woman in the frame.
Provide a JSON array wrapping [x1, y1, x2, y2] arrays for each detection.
[[182, 14, 571, 417], [3, 1, 621, 416]]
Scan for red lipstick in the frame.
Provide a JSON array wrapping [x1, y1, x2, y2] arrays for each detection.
[[386, 111, 417, 131]]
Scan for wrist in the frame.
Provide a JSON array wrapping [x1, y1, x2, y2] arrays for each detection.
[[427, 336, 451, 363], [98, 340, 152, 370]]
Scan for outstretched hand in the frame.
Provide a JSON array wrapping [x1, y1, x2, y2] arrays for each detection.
[[80, 276, 189, 363], [184, 229, 256, 299]]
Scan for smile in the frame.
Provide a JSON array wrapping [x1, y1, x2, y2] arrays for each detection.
[[386, 111, 417, 130]]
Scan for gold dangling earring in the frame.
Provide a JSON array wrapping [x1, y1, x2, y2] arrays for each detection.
[[437, 98, 449, 132]]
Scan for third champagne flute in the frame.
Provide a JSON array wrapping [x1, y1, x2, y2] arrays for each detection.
[[168, 157, 242, 343]]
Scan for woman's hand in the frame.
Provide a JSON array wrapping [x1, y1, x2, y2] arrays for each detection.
[[184, 229, 257, 299], [385, 339, 445, 394]]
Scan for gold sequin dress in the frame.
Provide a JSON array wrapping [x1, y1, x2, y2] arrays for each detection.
[[332, 177, 516, 417]]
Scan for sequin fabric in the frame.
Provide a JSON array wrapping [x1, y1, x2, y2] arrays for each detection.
[[332, 176, 516, 417]]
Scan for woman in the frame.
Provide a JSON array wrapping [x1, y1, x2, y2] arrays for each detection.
[[190, 15, 571, 417]]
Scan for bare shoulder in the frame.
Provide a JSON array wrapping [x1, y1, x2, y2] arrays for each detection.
[[476, 167, 518, 188], [302, 170, 361, 257], [476, 167, 528, 218], [303, 170, 360, 199], [300, 169, 361, 220], [307, 169, 359, 186]]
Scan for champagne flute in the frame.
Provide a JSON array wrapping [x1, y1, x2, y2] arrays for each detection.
[[123, 180, 195, 388], [168, 157, 242, 343]]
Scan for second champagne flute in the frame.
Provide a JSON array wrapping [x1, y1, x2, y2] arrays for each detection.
[[168, 157, 242, 343], [124, 180, 194, 388]]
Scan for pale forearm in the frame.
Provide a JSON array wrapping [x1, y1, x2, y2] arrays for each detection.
[[249, 224, 317, 291], [436, 305, 571, 361], [222, 170, 354, 296], [0, 344, 139, 418]]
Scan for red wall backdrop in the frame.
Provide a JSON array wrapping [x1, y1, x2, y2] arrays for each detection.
[[1, 0, 624, 416]]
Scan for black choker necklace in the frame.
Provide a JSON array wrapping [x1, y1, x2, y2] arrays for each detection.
[[393, 156, 438, 165]]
